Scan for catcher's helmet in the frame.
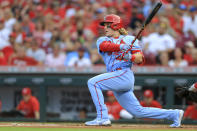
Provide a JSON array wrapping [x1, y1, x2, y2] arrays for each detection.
[[100, 14, 123, 30]]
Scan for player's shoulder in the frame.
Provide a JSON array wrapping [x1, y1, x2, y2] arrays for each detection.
[[19, 100, 25, 105], [97, 36, 109, 42], [30, 96, 39, 102], [122, 35, 135, 41], [152, 100, 160, 104]]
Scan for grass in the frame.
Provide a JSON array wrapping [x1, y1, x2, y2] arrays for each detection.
[[0, 127, 194, 131]]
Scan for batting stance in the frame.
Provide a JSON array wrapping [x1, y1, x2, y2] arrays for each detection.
[[85, 14, 184, 127]]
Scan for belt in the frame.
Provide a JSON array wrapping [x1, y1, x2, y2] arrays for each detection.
[[111, 67, 122, 72], [116, 67, 122, 71], [113, 67, 131, 72]]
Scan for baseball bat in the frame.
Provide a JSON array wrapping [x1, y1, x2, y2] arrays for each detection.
[[129, 2, 162, 48]]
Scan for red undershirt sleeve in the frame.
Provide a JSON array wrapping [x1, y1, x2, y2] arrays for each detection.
[[99, 41, 121, 52]]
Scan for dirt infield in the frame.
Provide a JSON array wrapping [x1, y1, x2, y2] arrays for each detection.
[[0, 122, 196, 130]]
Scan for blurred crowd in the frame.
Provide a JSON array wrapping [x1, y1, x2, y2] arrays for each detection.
[[0, 0, 196, 67]]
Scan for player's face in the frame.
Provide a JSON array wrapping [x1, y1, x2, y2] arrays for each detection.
[[104, 23, 114, 37], [23, 95, 30, 102], [108, 95, 116, 103], [144, 97, 153, 104]]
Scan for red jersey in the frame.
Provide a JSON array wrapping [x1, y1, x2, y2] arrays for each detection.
[[2, 46, 14, 61], [0, 55, 7, 65], [11, 56, 38, 66], [17, 96, 40, 118], [184, 105, 197, 120], [140, 100, 162, 108], [105, 101, 123, 120]]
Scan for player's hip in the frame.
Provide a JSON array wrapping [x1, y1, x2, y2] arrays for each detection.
[[88, 68, 134, 91]]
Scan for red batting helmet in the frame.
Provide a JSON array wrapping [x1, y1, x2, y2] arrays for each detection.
[[100, 14, 123, 30]]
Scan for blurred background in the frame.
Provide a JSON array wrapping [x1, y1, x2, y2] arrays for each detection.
[[0, 0, 196, 124]]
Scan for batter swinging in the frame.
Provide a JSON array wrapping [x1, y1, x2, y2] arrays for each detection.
[[85, 14, 184, 128]]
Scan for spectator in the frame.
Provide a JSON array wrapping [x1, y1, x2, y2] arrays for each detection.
[[140, 90, 162, 108], [21, 15, 35, 36], [184, 102, 197, 120], [105, 91, 133, 120], [91, 49, 104, 65], [9, 45, 38, 66], [158, 51, 169, 66], [183, 6, 197, 38], [3, 8, 16, 32], [12, 22, 26, 44], [0, 51, 7, 65], [17, 87, 40, 119], [168, 48, 188, 67], [45, 44, 66, 67], [191, 49, 197, 65], [183, 41, 194, 65], [32, 20, 45, 46], [142, 22, 175, 64], [26, 40, 46, 65], [0, 19, 14, 62], [67, 46, 92, 67]]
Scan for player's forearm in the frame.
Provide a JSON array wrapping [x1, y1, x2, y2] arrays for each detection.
[[34, 111, 40, 120], [121, 52, 145, 64], [99, 41, 121, 52]]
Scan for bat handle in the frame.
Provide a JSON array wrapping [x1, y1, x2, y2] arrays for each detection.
[[125, 25, 145, 54]]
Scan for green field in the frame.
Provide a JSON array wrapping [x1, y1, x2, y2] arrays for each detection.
[[0, 123, 196, 131], [0, 127, 194, 131]]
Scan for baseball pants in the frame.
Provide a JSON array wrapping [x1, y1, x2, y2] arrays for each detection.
[[87, 68, 177, 120]]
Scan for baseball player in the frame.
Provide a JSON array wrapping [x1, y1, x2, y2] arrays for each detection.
[[176, 82, 197, 102], [17, 87, 40, 119], [85, 14, 184, 127]]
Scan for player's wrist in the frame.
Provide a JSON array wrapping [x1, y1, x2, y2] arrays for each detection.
[[130, 55, 136, 62]]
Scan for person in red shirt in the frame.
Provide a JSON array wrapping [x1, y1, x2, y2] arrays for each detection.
[[9, 45, 38, 66], [140, 90, 162, 108], [17, 87, 40, 119], [184, 102, 197, 120], [105, 91, 133, 120], [105, 91, 123, 120], [0, 51, 7, 65]]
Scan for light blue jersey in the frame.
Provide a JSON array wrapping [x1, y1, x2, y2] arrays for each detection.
[[86, 35, 182, 127], [96, 35, 141, 72]]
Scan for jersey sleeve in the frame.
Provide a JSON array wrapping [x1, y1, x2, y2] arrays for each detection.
[[125, 35, 145, 65], [32, 98, 40, 112], [154, 101, 162, 108], [17, 101, 23, 110], [183, 106, 192, 118], [96, 37, 108, 54], [125, 36, 142, 53]]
